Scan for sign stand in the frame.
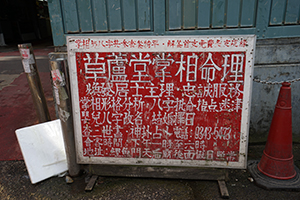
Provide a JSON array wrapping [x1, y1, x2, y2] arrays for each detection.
[[87, 164, 228, 180], [218, 180, 230, 198], [86, 165, 229, 197], [66, 35, 256, 197], [85, 174, 99, 191]]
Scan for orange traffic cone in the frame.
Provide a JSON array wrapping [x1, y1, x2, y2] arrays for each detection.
[[248, 82, 300, 190], [257, 82, 295, 179]]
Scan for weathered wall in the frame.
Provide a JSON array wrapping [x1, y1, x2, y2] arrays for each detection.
[[251, 38, 300, 143]]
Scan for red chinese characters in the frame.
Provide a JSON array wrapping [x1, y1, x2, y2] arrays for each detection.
[[73, 38, 248, 50]]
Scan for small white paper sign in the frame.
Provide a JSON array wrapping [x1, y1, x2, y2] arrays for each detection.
[[28, 54, 35, 64], [22, 59, 31, 73], [20, 49, 30, 59], [15, 119, 68, 184]]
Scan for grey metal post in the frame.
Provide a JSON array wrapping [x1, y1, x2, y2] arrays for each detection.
[[18, 43, 51, 123], [49, 53, 81, 176]]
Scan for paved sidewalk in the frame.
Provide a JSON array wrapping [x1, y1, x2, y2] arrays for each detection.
[[0, 72, 56, 160], [0, 41, 56, 160]]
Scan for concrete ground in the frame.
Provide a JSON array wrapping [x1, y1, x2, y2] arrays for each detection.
[[0, 145, 299, 199], [0, 39, 299, 199]]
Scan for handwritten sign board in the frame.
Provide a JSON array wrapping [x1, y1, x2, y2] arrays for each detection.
[[67, 36, 256, 169]]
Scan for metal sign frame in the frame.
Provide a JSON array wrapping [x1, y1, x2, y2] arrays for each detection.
[[67, 35, 256, 169]]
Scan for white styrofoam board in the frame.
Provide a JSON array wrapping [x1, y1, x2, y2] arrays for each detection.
[[15, 119, 68, 184]]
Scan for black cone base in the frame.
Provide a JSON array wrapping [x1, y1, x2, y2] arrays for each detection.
[[248, 160, 300, 191]]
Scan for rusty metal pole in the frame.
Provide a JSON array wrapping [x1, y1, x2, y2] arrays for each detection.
[[18, 43, 50, 123], [49, 53, 81, 176]]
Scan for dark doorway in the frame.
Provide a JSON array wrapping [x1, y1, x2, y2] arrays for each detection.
[[0, 0, 52, 45]]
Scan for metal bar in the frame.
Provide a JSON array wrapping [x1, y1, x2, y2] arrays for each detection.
[[255, 0, 272, 39], [47, 0, 65, 46], [153, 0, 166, 35], [18, 43, 51, 123], [49, 53, 81, 176]]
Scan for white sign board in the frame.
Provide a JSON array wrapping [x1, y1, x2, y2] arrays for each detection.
[[67, 35, 256, 169], [16, 120, 67, 184]]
